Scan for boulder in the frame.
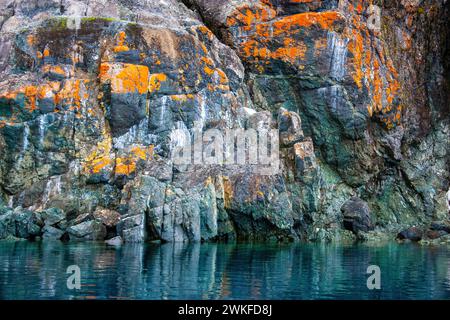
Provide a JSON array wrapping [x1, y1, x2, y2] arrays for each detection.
[[397, 227, 424, 242], [341, 197, 374, 234], [71, 213, 92, 226], [42, 225, 65, 240], [41, 208, 66, 226], [93, 207, 121, 227], [105, 236, 123, 246], [67, 220, 107, 241], [429, 222, 450, 234], [14, 209, 42, 238], [0, 210, 15, 239], [0, 208, 43, 239], [426, 230, 448, 240]]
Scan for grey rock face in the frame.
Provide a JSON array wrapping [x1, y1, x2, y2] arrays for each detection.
[[0, 0, 448, 244]]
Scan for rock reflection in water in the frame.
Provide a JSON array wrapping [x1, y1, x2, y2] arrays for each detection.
[[0, 242, 449, 300]]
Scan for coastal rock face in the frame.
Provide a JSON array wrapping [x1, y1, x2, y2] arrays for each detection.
[[0, 0, 448, 242]]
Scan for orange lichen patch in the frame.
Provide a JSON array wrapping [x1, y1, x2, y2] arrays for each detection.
[[273, 40, 307, 62], [24, 86, 38, 112], [37, 83, 56, 100], [130, 145, 154, 161], [0, 90, 19, 100], [148, 73, 168, 93], [42, 65, 73, 78], [203, 66, 215, 76], [232, 8, 343, 70], [347, 28, 364, 89], [201, 56, 214, 66], [170, 94, 195, 102], [226, 4, 277, 27], [100, 63, 149, 95], [198, 51, 229, 85], [55, 79, 87, 110], [99, 63, 110, 78], [207, 83, 230, 92], [343, 1, 402, 127], [271, 12, 342, 35], [115, 157, 136, 175], [82, 138, 113, 175], [114, 31, 130, 53], [0, 80, 90, 119], [240, 37, 307, 66], [115, 145, 154, 175], [196, 25, 215, 41], [215, 69, 229, 84], [0, 81, 64, 112], [27, 35, 36, 47]]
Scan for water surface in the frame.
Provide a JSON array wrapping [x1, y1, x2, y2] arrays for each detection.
[[0, 241, 449, 300]]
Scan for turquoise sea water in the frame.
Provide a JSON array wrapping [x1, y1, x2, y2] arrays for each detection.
[[0, 241, 449, 300]]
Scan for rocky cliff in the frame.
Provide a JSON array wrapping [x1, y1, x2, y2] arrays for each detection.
[[0, 0, 448, 243]]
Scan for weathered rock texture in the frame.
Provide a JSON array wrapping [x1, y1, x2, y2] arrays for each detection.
[[0, 0, 448, 243]]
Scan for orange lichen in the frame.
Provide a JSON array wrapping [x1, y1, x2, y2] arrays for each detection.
[[197, 25, 215, 41], [56, 80, 85, 110], [130, 145, 154, 161], [115, 157, 136, 175], [170, 94, 195, 102], [342, 0, 402, 126], [240, 37, 307, 66], [24, 86, 38, 112], [226, 4, 277, 27], [204, 66, 215, 76], [100, 63, 149, 95], [271, 12, 342, 34], [82, 138, 113, 175], [115, 145, 155, 175], [42, 65, 72, 78], [27, 35, 36, 47], [231, 6, 343, 71], [114, 31, 130, 53], [148, 73, 168, 92]]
